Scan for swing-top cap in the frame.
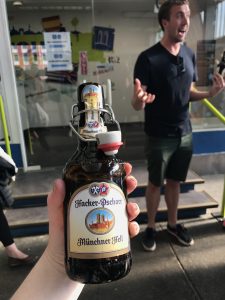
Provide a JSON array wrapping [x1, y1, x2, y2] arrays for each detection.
[[96, 131, 123, 155]]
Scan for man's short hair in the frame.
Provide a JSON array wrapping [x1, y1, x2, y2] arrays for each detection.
[[158, 0, 190, 31]]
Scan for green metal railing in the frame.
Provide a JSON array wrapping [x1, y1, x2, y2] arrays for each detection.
[[202, 98, 225, 125], [0, 95, 11, 156], [201, 97, 225, 219], [221, 176, 225, 220]]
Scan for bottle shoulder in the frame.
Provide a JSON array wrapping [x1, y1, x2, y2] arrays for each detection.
[[63, 154, 125, 181]]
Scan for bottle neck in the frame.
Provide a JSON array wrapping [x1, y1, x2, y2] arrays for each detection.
[[78, 139, 116, 161], [77, 82, 107, 139], [78, 139, 97, 152]]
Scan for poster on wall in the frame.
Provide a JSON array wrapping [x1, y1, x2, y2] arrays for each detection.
[[44, 32, 72, 71], [42, 16, 61, 32], [92, 26, 115, 51], [79, 51, 88, 75]]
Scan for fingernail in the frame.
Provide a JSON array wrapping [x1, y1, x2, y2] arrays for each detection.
[[129, 176, 137, 183], [133, 203, 139, 211], [52, 180, 58, 193], [132, 221, 140, 232]]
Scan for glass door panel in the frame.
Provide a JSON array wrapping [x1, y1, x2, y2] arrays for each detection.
[[6, 1, 94, 167]]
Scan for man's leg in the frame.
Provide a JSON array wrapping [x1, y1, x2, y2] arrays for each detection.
[[164, 134, 194, 246], [146, 181, 161, 229], [164, 178, 180, 227], [142, 181, 160, 251], [165, 179, 194, 246]]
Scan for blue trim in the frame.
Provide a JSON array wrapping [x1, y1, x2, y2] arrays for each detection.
[[13, 195, 47, 208], [10, 224, 49, 238], [1, 144, 23, 167], [193, 130, 225, 154]]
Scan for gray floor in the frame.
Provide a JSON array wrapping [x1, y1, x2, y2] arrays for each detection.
[[0, 174, 225, 300]]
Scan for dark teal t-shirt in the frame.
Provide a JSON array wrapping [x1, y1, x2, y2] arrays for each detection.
[[134, 42, 197, 137]]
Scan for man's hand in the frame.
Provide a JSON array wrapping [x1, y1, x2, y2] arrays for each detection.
[[132, 78, 155, 110], [209, 73, 225, 98]]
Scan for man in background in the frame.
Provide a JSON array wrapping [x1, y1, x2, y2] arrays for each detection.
[[132, 0, 225, 251]]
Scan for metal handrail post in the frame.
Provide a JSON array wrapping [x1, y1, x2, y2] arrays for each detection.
[[200, 97, 225, 221], [0, 95, 11, 156], [221, 176, 225, 220]]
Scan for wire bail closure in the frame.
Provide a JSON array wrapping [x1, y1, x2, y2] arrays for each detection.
[[69, 103, 121, 142]]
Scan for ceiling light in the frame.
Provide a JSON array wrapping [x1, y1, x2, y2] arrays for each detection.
[[13, 1, 23, 6]]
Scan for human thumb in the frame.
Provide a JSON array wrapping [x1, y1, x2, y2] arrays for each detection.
[[134, 78, 142, 93], [47, 179, 65, 246]]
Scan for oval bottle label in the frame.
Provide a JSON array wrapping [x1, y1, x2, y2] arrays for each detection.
[[67, 182, 130, 259]]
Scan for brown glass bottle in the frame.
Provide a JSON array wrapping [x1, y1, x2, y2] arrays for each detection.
[[63, 82, 132, 284]]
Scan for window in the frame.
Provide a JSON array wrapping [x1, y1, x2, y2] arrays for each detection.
[[215, 0, 225, 38]]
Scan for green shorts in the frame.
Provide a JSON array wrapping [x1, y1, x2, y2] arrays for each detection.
[[144, 133, 193, 187]]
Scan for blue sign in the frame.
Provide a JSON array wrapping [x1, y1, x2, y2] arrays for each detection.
[[92, 26, 115, 51]]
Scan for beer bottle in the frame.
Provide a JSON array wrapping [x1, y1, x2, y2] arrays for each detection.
[[63, 82, 132, 284]]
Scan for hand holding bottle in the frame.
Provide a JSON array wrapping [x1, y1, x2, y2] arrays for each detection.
[[12, 165, 139, 300], [48, 163, 139, 268]]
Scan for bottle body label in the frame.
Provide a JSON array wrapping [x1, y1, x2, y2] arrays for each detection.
[[67, 182, 129, 259]]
